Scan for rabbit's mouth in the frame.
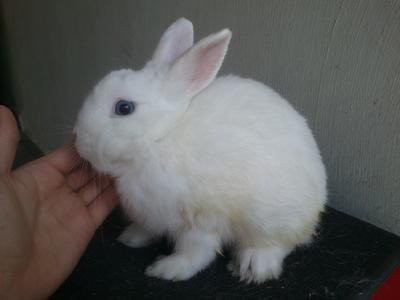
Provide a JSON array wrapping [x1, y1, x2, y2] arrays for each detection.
[[75, 145, 112, 176], [74, 133, 133, 177], [73, 129, 105, 173]]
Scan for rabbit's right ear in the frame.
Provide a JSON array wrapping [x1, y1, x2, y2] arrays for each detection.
[[151, 18, 194, 66], [166, 29, 231, 100]]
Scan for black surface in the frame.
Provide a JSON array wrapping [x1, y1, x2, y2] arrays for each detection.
[[13, 140, 400, 300], [48, 207, 400, 300], [0, 7, 18, 111]]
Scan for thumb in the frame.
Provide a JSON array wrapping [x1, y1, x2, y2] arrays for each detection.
[[0, 105, 20, 174]]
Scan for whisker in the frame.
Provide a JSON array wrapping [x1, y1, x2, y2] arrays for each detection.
[[64, 156, 82, 175], [68, 150, 84, 174], [49, 122, 76, 140], [81, 160, 88, 189]]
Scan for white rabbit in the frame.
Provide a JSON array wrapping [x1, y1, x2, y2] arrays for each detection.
[[74, 18, 327, 283]]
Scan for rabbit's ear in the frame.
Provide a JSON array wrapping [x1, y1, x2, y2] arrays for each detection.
[[152, 18, 194, 66], [167, 29, 231, 99]]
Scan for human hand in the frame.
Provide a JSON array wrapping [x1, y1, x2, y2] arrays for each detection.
[[0, 105, 118, 299]]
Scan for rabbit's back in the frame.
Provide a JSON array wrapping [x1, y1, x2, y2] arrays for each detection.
[[181, 75, 315, 149], [170, 75, 326, 241]]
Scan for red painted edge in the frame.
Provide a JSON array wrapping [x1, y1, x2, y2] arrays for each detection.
[[370, 266, 400, 300]]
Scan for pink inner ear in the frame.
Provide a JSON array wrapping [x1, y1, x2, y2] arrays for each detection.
[[167, 29, 231, 99], [189, 41, 227, 92]]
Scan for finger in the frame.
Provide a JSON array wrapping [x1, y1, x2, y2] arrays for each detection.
[[66, 165, 95, 191], [0, 105, 20, 174], [41, 144, 81, 175], [88, 185, 118, 227], [78, 176, 111, 205]]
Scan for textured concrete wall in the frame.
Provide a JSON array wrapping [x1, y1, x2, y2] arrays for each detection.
[[2, 0, 400, 235]]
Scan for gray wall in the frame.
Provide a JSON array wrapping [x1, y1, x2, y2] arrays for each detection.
[[2, 0, 400, 235]]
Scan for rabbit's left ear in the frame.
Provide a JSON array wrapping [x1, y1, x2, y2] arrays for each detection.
[[151, 18, 194, 66], [167, 28, 232, 100]]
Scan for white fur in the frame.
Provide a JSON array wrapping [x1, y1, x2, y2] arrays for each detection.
[[74, 18, 327, 283], [117, 223, 154, 248]]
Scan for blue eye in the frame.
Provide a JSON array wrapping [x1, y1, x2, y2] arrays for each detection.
[[115, 100, 135, 116]]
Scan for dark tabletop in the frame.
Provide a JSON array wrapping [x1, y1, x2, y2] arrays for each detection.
[[47, 206, 400, 300]]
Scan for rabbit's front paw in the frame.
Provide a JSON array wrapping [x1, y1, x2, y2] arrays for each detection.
[[145, 254, 197, 281], [117, 223, 155, 248]]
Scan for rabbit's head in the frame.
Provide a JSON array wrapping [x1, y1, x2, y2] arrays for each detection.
[[74, 18, 231, 175]]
